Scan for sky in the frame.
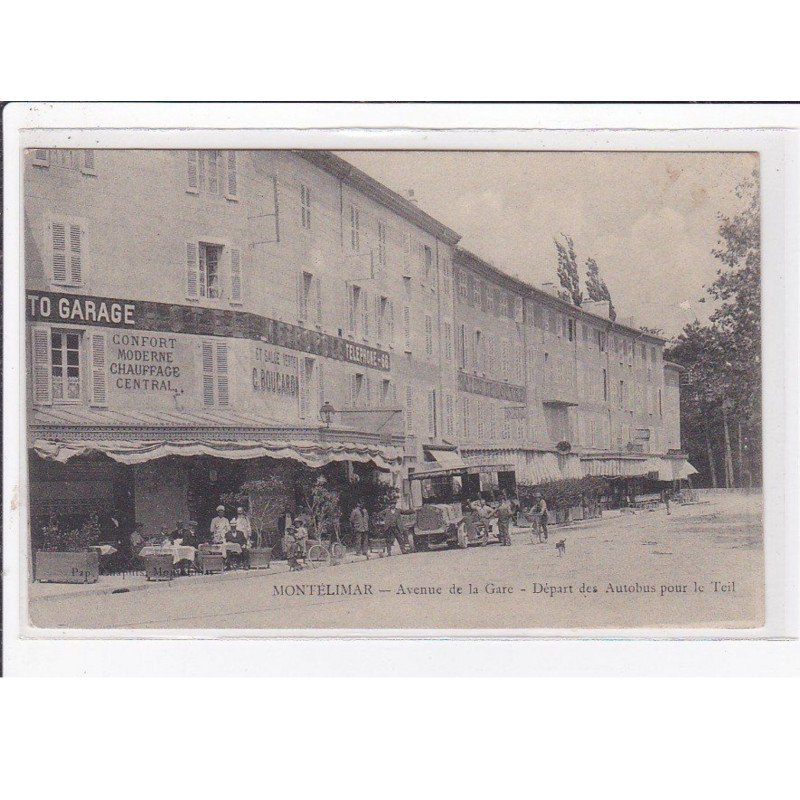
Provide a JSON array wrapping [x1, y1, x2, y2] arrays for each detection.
[[336, 150, 757, 338]]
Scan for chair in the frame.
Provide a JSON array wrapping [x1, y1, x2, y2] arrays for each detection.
[[144, 553, 174, 582]]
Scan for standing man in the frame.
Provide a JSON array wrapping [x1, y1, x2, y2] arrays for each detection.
[[536, 494, 549, 541], [210, 505, 231, 544], [382, 506, 401, 556], [497, 494, 513, 547], [349, 501, 369, 556], [663, 488, 672, 516]]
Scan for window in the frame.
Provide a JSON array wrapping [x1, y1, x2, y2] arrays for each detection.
[[381, 379, 392, 407], [422, 244, 433, 282], [403, 306, 411, 351], [202, 340, 229, 407], [582, 323, 589, 344], [425, 315, 433, 356], [298, 271, 313, 320], [597, 330, 606, 352], [405, 386, 414, 432], [349, 205, 360, 251], [427, 390, 437, 437], [651, 346, 657, 364], [458, 324, 467, 369], [445, 395, 454, 437], [457, 268, 468, 302], [466, 274, 475, 306], [377, 221, 387, 267], [49, 218, 84, 286], [300, 184, 312, 229], [474, 330, 482, 372], [348, 285, 361, 333], [619, 380, 625, 409], [32, 149, 50, 167], [441, 256, 451, 295], [187, 151, 235, 197], [351, 373, 365, 407], [462, 397, 471, 438], [487, 286, 496, 315], [567, 318, 575, 342], [473, 278, 482, 307], [443, 322, 452, 362], [50, 331, 82, 402], [603, 369, 608, 401], [659, 388, 663, 416], [199, 242, 222, 299]]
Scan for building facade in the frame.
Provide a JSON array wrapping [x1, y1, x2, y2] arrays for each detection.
[[25, 148, 692, 536]]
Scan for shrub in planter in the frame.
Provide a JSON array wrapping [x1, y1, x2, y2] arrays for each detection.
[[35, 513, 102, 583], [518, 477, 610, 520]]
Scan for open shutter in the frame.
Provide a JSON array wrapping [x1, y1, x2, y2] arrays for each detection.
[[89, 332, 108, 407], [350, 374, 358, 407], [318, 362, 325, 409], [362, 290, 370, 339], [347, 284, 355, 333], [364, 375, 371, 407], [387, 301, 394, 346], [296, 272, 305, 320], [298, 360, 307, 419], [81, 150, 96, 175], [226, 152, 238, 198], [187, 151, 199, 192], [374, 296, 382, 341], [202, 341, 215, 406], [51, 221, 67, 284], [216, 343, 229, 406], [315, 276, 322, 325], [69, 223, 83, 284], [402, 233, 411, 277], [197, 151, 206, 191], [403, 306, 411, 350], [32, 326, 52, 405], [186, 242, 199, 299], [229, 247, 242, 303]]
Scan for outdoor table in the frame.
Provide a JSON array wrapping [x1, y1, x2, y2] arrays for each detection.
[[89, 544, 118, 556], [138, 544, 197, 565], [203, 542, 243, 558]]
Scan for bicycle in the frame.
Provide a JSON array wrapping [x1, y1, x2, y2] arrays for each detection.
[[305, 523, 347, 569]]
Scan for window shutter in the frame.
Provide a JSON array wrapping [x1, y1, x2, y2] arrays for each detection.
[[402, 232, 411, 276], [216, 343, 229, 406], [350, 375, 358, 407], [362, 290, 369, 339], [186, 242, 199, 299], [297, 272, 305, 320], [187, 151, 199, 192], [229, 247, 242, 303], [226, 152, 238, 198], [32, 326, 52, 405], [364, 375, 371, 407], [208, 151, 219, 194], [375, 296, 382, 341], [69, 224, 83, 284], [89, 332, 108, 407], [318, 362, 325, 409], [298, 361, 308, 419], [405, 386, 413, 432], [403, 306, 411, 350], [81, 150, 96, 174], [315, 276, 322, 325], [202, 341, 215, 406], [197, 151, 206, 191], [347, 285, 356, 333], [51, 221, 67, 283], [33, 149, 50, 167], [387, 301, 394, 345]]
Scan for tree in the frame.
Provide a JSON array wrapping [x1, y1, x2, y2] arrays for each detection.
[[663, 168, 762, 488], [222, 475, 287, 548], [585, 257, 617, 321], [554, 233, 583, 306], [298, 475, 342, 542]]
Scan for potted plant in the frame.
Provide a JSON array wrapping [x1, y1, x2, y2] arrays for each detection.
[[35, 513, 101, 583], [222, 475, 287, 569]]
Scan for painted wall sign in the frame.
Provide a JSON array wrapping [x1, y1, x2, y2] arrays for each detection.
[[26, 290, 391, 371], [457, 370, 526, 404], [252, 345, 299, 398], [109, 333, 182, 393]]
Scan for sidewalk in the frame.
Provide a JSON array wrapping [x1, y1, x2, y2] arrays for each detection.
[[30, 513, 620, 603]]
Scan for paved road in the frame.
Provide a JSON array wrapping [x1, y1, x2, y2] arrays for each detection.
[[30, 495, 763, 630]]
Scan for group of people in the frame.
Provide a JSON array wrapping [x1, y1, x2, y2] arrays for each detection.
[[467, 492, 549, 544]]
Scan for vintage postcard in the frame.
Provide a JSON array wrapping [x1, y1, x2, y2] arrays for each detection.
[[12, 128, 772, 634]]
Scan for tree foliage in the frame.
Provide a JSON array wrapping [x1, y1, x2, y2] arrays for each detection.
[[585, 257, 617, 320], [222, 476, 287, 548], [554, 233, 583, 306], [663, 168, 761, 487]]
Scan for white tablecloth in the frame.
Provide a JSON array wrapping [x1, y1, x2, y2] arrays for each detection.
[[139, 545, 197, 564]]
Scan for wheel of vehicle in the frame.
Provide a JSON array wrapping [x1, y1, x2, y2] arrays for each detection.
[[330, 542, 346, 563], [307, 543, 331, 569], [413, 535, 429, 552]]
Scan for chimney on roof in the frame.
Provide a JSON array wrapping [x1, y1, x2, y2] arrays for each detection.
[[407, 189, 418, 207], [541, 281, 559, 297]]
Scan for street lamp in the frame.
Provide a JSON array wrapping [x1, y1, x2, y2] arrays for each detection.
[[319, 401, 336, 428]]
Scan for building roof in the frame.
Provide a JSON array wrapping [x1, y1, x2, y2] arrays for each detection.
[[301, 151, 666, 344], [454, 247, 667, 344], [295, 150, 462, 246]]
